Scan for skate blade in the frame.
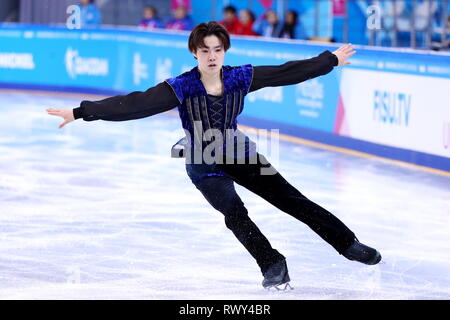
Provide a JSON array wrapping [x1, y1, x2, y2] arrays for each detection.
[[266, 282, 294, 291]]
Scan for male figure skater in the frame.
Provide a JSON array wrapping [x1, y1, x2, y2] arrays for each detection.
[[47, 21, 381, 289]]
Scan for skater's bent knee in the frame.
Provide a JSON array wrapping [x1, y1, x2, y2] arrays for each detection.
[[224, 209, 248, 229], [213, 197, 246, 214]]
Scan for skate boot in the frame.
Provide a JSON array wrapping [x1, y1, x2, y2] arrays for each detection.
[[262, 259, 293, 290], [343, 238, 382, 265]]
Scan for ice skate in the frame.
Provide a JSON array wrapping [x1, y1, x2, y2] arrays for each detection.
[[343, 238, 381, 265], [262, 259, 293, 290]]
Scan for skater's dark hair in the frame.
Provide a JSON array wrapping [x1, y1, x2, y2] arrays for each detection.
[[188, 21, 230, 58]]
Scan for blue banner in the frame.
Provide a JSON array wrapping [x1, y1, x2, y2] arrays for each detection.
[[0, 24, 449, 171]]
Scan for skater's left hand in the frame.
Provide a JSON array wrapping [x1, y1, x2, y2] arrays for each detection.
[[332, 43, 356, 66]]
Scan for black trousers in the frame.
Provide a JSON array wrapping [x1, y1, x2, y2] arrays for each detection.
[[186, 153, 356, 275]]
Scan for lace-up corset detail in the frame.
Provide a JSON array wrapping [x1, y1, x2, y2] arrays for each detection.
[[208, 94, 224, 131]]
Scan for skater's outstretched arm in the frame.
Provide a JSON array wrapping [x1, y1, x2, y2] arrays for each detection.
[[46, 81, 179, 128], [249, 43, 356, 92]]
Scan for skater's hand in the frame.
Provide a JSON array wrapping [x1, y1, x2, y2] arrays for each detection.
[[46, 108, 75, 129], [332, 43, 356, 66]]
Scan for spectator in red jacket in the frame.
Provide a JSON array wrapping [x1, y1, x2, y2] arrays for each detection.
[[237, 9, 257, 36], [219, 5, 242, 34]]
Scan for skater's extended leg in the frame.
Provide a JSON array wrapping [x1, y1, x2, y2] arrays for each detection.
[[218, 154, 356, 254], [191, 174, 285, 274]]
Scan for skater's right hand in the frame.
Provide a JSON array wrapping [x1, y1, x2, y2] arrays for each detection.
[[332, 43, 356, 66], [46, 108, 75, 129]]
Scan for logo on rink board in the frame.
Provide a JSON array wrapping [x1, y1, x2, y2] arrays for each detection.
[[247, 86, 283, 103], [295, 78, 324, 118], [133, 53, 148, 85], [65, 47, 109, 79], [155, 58, 173, 83], [0, 52, 35, 70], [373, 90, 412, 127]]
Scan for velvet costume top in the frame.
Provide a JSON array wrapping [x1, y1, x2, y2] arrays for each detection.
[[73, 50, 339, 168], [165, 64, 253, 133], [164, 64, 254, 162]]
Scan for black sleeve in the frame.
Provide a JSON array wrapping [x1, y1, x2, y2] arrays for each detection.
[[249, 50, 338, 93], [72, 81, 180, 121]]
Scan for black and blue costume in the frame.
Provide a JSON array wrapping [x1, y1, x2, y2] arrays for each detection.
[[73, 50, 357, 275]]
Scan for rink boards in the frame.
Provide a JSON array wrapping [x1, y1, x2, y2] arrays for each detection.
[[0, 24, 449, 172]]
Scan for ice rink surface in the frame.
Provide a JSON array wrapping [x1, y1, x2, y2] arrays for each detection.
[[0, 89, 449, 299]]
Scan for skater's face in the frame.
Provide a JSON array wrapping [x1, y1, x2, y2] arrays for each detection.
[[193, 35, 225, 76]]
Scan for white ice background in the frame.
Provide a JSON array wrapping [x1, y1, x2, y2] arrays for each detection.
[[0, 90, 449, 299]]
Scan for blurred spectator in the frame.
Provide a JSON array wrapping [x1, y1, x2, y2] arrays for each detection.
[[78, 0, 101, 27], [220, 5, 242, 34], [253, 10, 281, 38], [278, 10, 297, 39], [166, 5, 193, 31], [431, 16, 450, 51], [138, 5, 163, 29], [237, 9, 257, 36]]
